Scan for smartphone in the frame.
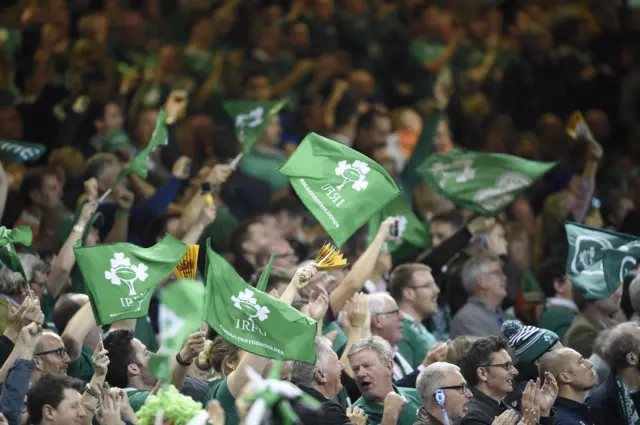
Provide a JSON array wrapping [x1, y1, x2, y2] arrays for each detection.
[[390, 219, 399, 238]]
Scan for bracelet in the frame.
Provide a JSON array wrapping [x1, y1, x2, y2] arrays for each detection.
[[176, 352, 192, 366], [84, 384, 99, 399]]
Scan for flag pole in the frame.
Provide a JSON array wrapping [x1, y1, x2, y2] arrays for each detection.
[[230, 153, 243, 169], [97, 188, 112, 203]]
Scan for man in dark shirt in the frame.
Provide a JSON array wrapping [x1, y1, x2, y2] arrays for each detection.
[[289, 336, 357, 425], [460, 336, 558, 425]]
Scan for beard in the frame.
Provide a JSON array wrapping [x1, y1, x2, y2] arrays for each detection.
[[140, 366, 158, 387]]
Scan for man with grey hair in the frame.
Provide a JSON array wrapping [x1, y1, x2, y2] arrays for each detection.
[[290, 337, 359, 425], [414, 362, 473, 425], [368, 293, 414, 382], [586, 321, 640, 425], [0, 253, 49, 334], [349, 336, 421, 425], [450, 253, 507, 338]]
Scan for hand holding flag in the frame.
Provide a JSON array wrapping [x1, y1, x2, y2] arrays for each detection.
[[291, 263, 318, 289]]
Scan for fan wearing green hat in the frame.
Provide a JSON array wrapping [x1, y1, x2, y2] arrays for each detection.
[[501, 320, 561, 411]]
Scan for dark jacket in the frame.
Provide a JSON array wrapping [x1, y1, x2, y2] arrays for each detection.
[[586, 374, 640, 425], [554, 397, 594, 425], [461, 387, 557, 425], [297, 385, 352, 425], [0, 359, 35, 425]]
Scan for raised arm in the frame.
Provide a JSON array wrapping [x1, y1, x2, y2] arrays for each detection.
[[329, 217, 394, 314]]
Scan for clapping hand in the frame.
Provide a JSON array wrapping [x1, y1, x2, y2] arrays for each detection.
[[96, 385, 124, 425], [306, 286, 330, 321], [537, 372, 558, 416]]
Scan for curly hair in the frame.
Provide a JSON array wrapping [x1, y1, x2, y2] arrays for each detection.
[[103, 329, 136, 388], [196, 335, 240, 377], [461, 336, 510, 386]]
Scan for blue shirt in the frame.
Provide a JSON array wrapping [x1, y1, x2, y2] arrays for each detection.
[[98, 176, 182, 244], [555, 396, 594, 425]]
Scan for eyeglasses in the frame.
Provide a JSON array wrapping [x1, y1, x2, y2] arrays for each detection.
[[438, 384, 468, 394], [376, 309, 400, 318], [34, 347, 67, 358], [409, 282, 436, 290], [481, 361, 514, 371]]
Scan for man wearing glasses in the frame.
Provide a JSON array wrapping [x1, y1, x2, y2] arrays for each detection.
[[31, 331, 71, 385], [415, 362, 473, 425], [460, 336, 558, 425], [368, 293, 413, 381], [388, 263, 440, 370]]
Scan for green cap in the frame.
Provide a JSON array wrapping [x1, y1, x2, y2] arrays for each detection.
[[502, 320, 559, 363]]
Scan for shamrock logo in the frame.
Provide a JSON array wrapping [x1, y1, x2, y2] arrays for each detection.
[[104, 252, 149, 296], [335, 160, 370, 192], [232, 289, 270, 322]]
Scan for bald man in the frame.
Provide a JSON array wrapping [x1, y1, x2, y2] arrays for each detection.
[[31, 331, 71, 385], [539, 347, 596, 425]]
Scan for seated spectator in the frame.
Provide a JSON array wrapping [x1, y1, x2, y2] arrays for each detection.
[[537, 257, 578, 340], [348, 336, 421, 425], [539, 347, 596, 425], [450, 253, 507, 338], [414, 362, 473, 425], [388, 263, 439, 369], [460, 336, 557, 425], [586, 321, 640, 425], [289, 336, 351, 425], [25, 373, 85, 425]]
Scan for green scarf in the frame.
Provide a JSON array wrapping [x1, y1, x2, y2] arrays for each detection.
[[616, 376, 640, 425]]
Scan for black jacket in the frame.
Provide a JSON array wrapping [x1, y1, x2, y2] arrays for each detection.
[[461, 387, 556, 425], [297, 385, 352, 425], [586, 374, 640, 425]]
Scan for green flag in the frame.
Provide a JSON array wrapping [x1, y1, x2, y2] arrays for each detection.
[[223, 99, 287, 152], [149, 279, 204, 381], [204, 244, 316, 363], [255, 254, 275, 292], [399, 113, 442, 202], [0, 140, 46, 163], [368, 195, 429, 253], [565, 222, 638, 301], [0, 226, 33, 282], [74, 235, 187, 325], [280, 133, 401, 247], [110, 109, 169, 190], [416, 149, 557, 215]]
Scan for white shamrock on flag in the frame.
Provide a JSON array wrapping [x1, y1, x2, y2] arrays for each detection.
[[158, 305, 185, 346], [105, 252, 149, 296], [232, 289, 270, 322], [235, 107, 265, 129], [335, 160, 370, 192]]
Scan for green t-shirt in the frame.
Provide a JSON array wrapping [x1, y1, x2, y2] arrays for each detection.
[[67, 345, 95, 383], [353, 385, 421, 425], [397, 316, 437, 369], [202, 377, 239, 425], [322, 317, 348, 353], [239, 148, 290, 193], [126, 389, 151, 412]]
